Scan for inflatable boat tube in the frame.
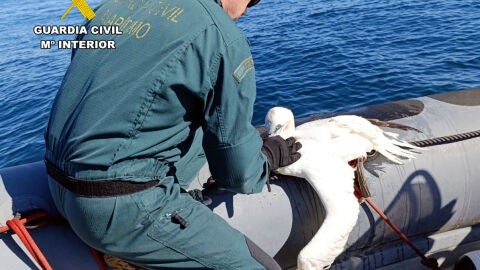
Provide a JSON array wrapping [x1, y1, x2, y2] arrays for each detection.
[[1, 88, 480, 269]]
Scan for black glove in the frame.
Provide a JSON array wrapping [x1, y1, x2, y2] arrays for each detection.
[[261, 136, 302, 171]]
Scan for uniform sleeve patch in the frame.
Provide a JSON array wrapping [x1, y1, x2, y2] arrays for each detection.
[[233, 56, 254, 82]]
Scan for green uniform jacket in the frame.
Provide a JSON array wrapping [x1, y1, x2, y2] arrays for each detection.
[[45, 0, 269, 194]]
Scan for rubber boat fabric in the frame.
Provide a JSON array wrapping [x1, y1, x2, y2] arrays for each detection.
[[1, 88, 480, 269]]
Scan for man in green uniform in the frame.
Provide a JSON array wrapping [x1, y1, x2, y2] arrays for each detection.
[[45, 0, 301, 269]]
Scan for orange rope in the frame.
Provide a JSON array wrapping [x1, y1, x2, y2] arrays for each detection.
[[350, 156, 439, 269], [0, 211, 48, 233], [1, 211, 109, 270], [90, 248, 108, 270], [353, 183, 439, 269], [3, 211, 53, 270]]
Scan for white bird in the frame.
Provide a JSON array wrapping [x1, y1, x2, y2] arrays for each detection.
[[264, 107, 421, 270]]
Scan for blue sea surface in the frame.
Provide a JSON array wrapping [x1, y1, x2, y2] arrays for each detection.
[[1, 0, 479, 169]]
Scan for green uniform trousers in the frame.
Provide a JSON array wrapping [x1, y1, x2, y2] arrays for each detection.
[[48, 175, 270, 269]]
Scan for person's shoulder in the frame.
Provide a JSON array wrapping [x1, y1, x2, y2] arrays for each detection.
[[193, 0, 247, 46]]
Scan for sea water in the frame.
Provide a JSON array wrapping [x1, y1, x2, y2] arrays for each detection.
[[1, 0, 479, 168]]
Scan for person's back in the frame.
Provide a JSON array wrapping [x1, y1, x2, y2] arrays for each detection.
[[46, 0, 257, 188], [45, 0, 301, 269]]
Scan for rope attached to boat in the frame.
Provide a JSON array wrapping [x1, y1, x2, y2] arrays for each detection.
[[1, 210, 110, 270], [347, 129, 480, 269], [91, 248, 108, 270], [352, 158, 440, 270], [411, 129, 480, 147], [0, 211, 53, 270]]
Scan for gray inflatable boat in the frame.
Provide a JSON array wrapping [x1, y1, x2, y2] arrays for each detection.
[[1, 88, 480, 269]]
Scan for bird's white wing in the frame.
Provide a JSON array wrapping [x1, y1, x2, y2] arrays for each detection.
[[328, 135, 373, 162], [295, 119, 350, 141], [294, 115, 420, 164]]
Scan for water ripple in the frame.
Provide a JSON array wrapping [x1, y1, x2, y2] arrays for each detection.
[[1, 0, 480, 167]]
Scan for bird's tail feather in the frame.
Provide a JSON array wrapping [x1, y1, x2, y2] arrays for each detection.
[[374, 134, 422, 164], [332, 115, 422, 164]]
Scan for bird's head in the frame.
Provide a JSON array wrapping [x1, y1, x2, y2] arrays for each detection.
[[264, 107, 296, 139]]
